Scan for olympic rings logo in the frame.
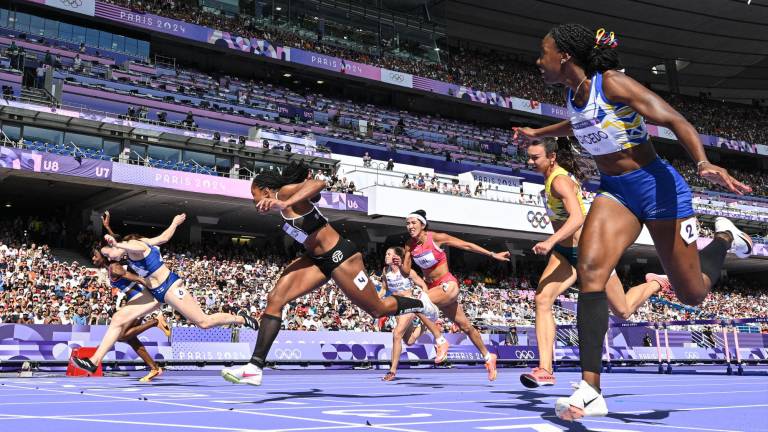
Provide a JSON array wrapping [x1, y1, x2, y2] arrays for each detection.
[[515, 350, 536, 360], [273, 348, 302, 360], [387, 72, 406, 83], [332, 250, 344, 263], [60, 0, 84, 7], [527, 211, 550, 229]]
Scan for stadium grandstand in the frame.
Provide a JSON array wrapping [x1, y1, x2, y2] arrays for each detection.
[[0, 0, 766, 430]]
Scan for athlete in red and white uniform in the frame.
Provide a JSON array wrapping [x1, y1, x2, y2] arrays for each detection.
[[381, 246, 449, 381], [398, 210, 511, 381]]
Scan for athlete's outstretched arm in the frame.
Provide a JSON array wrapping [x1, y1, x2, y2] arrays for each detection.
[[515, 120, 573, 142], [109, 263, 150, 288], [146, 214, 186, 246], [256, 180, 327, 213], [103, 236, 146, 257], [432, 232, 510, 262], [601, 70, 751, 195], [101, 211, 118, 238]]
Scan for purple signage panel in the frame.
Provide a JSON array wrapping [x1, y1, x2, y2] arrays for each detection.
[[95, 3, 211, 40], [0, 324, 170, 365], [290, 49, 380, 80], [206, 30, 289, 60], [0, 147, 113, 180], [111, 163, 252, 198], [541, 103, 569, 119]]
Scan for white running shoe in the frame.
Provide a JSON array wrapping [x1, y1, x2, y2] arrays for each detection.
[[555, 380, 608, 421], [714, 217, 753, 259], [419, 291, 440, 321], [221, 363, 263, 386]]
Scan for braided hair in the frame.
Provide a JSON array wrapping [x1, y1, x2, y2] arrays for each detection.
[[531, 137, 586, 184], [251, 161, 311, 191], [252, 161, 320, 202], [548, 24, 621, 76]]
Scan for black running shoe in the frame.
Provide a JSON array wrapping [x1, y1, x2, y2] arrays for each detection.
[[71, 357, 97, 373], [239, 310, 259, 330]]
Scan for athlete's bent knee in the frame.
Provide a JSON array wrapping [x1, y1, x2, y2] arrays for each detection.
[[534, 291, 555, 310], [676, 289, 707, 307]]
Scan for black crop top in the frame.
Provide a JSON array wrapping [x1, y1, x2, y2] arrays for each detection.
[[280, 206, 329, 244]]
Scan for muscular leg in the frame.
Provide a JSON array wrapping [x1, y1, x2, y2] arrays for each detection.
[[124, 336, 159, 370], [163, 281, 244, 329], [576, 197, 642, 391], [439, 297, 488, 357], [119, 318, 158, 341], [535, 252, 577, 372], [646, 218, 731, 306], [332, 254, 426, 317], [250, 256, 329, 368], [606, 276, 661, 319], [389, 314, 415, 374], [89, 292, 160, 365]]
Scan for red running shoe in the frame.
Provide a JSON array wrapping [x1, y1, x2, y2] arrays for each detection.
[[520, 367, 556, 388]]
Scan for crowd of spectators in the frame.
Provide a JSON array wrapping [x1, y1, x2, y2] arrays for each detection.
[[103, 0, 768, 145], [2, 216, 765, 332]]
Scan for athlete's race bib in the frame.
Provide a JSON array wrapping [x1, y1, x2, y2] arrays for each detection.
[[282, 223, 308, 244], [413, 251, 438, 269]]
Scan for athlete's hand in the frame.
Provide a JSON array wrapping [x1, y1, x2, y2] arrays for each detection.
[[391, 256, 402, 267], [256, 198, 287, 213], [532, 240, 554, 255], [513, 127, 538, 144], [491, 251, 511, 262], [101, 210, 110, 228], [104, 234, 117, 246], [172, 213, 187, 226], [698, 162, 752, 195]]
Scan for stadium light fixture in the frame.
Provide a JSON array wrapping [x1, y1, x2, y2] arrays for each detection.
[[283, 73, 292, 77], [317, 80, 324, 84], [434, 47, 441, 51], [275, 6, 282, 11], [4, 203, 10, 208]]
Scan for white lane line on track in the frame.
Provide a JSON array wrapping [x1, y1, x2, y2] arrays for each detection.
[[0, 383, 426, 432], [580, 419, 747, 432]]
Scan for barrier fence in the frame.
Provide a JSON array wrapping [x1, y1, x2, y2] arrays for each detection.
[[1, 319, 765, 374]]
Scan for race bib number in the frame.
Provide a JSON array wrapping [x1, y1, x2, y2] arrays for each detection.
[[175, 287, 187, 300], [282, 223, 308, 243], [679, 217, 699, 245], [353, 271, 368, 290]]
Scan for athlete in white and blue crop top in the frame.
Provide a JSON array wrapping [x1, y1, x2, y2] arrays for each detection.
[[515, 23, 754, 421], [380, 246, 449, 381], [220, 161, 439, 387], [71, 213, 257, 375]]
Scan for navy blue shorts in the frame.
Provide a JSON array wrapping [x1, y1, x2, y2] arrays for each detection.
[[553, 244, 579, 267], [148, 272, 181, 303], [597, 158, 694, 221]]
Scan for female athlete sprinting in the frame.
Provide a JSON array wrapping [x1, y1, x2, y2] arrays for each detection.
[[516, 24, 752, 420], [396, 210, 511, 381], [519, 137, 670, 388], [72, 213, 257, 374], [381, 246, 449, 381], [221, 162, 439, 386]]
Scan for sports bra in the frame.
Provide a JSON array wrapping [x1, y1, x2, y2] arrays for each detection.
[[410, 232, 447, 272], [384, 268, 414, 294], [279, 193, 329, 244], [566, 72, 649, 156], [127, 242, 164, 277], [543, 166, 587, 222]]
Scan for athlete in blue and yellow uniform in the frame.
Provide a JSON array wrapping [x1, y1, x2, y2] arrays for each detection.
[[517, 24, 753, 420], [520, 137, 668, 389]]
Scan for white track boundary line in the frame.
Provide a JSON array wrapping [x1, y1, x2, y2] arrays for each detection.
[[0, 383, 425, 432]]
